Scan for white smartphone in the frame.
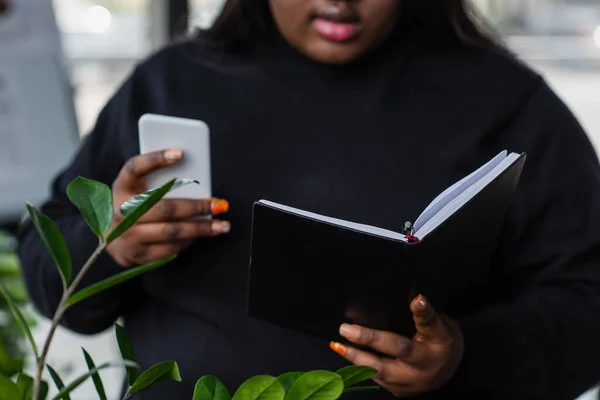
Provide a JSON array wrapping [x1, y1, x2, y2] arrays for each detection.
[[138, 113, 212, 200]]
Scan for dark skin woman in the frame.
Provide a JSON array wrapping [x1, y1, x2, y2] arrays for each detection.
[[18, 1, 600, 399]]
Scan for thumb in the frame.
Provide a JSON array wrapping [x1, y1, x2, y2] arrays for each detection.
[[410, 295, 450, 342]]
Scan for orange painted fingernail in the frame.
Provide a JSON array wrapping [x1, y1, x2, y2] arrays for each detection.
[[211, 199, 229, 214], [329, 341, 347, 356], [164, 149, 182, 162]]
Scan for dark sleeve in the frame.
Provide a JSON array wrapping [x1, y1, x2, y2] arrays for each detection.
[[17, 67, 147, 335], [435, 79, 600, 399]]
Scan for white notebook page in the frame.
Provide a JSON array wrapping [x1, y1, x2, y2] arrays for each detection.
[[413, 151, 507, 231], [259, 150, 519, 242], [415, 152, 520, 238], [258, 200, 407, 241]]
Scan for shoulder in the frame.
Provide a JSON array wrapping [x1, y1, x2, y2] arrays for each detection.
[[410, 44, 551, 128], [426, 45, 543, 103]]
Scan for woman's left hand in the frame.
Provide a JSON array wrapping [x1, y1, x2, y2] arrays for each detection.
[[330, 295, 464, 398]]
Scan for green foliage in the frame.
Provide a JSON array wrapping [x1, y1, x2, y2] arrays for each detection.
[[82, 348, 107, 400], [0, 176, 382, 400], [66, 177, 113, 239], [191, 368, 378, 400], [277, 372, 304, 393], [16, 373, 34, 399], [285, 371, 344, 400], [0, 231, 36, 378], [0, 280, 38, 359], [107, 178, 197, 243], [52, 360, 137, 400], [17, 373, 49, 400], [25, 203, 72, 289], [130, 361, 182, 394], [46, 365, 69, 400], [335, 366, 377, 388], [193, 376, 231, 400], [232, 376, 285, 400], [0, 371, 22, 399], [115, 323, 137, 386], [66, 255, 176, 307]]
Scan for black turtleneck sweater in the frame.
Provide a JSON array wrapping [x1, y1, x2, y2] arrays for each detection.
[[17, 33, 600, 400]]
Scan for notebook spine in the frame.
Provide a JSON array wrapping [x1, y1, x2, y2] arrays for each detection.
[[401, 221, 420, 243]]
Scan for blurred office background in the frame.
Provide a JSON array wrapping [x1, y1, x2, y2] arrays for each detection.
[[1, 0, 600, 398]]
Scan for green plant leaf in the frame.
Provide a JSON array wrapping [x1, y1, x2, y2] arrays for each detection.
[[0, 343, 25, 378], [277, 372, 304, 393], [47, 365, 69, 400], [82, 348, 107, 400], [3, 276, 28, 303], [37, 381, 49, 400], [285, 370, 344, 400], [335, 366, 377, 388], [107, 179, 197, 243], [25, 203, 72, 287], [16, 374, 47, 400], [115, 324, 137, 386], [130, 361, 181, 393], [17, 373, 33, 399], [0, 372, 22, 399], [231, 375, 285, 400], [193, 376, 231, 400], [51, 360, 137, 400], [0, 253, 21, 276], [67, 255, 176, 307], [66, 177, 113, 239], [0, 279, 38, 357], [342, 386, 380, 394]]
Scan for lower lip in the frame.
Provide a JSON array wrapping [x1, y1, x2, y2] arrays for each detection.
[[313, 18, 361, 43]]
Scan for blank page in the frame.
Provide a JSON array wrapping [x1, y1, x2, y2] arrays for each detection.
[[415, 152, 520, 238], [258, 200, 407, 241], [413, 151, 507, 232]]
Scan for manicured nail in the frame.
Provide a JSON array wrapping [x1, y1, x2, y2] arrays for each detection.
[[211, 221, 231, 234], [417, 294, 427, 309], [211, 199, 229, 214], [329, 341, 347, 356], [339, 324, 361, 340], [164, 149, 182, 162]]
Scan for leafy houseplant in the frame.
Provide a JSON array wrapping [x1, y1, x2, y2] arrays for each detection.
[[0, 231, 36, 378], [0, 177, 380, 400]]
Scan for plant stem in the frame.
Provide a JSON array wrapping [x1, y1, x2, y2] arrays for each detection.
[[31, 242, 106, 400], [121, 387, 132, 400]]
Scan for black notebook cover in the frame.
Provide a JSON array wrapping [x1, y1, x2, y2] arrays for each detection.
[[247, 154, 526, 341]]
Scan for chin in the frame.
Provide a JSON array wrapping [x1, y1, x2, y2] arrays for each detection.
[[304, 43, 365, 65]]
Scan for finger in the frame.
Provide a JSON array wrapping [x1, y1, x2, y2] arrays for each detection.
[[339, 324, 413, 359], [138, 198, 229, 222], [115, 149, 182, 189], [133, 220, 231, 242], [329, 342, 415, 384], [128, 240, 192, 265], [411, 295, 450, 343]]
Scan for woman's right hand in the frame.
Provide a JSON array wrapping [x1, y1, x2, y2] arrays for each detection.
[[107, 148, 230, 268]]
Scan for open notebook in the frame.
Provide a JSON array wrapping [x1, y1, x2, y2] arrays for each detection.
[[257, 150, 522, 242], [247, 150, 526, 340]]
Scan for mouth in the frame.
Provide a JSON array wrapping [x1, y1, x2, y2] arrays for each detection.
[[312, 7, 362, 43]]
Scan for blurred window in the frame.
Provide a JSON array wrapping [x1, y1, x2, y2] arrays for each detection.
[[189, 0, 224, 29], [52, 0, 152, 135]]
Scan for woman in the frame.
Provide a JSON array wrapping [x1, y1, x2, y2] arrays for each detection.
[[18, 0, 600, 399]]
